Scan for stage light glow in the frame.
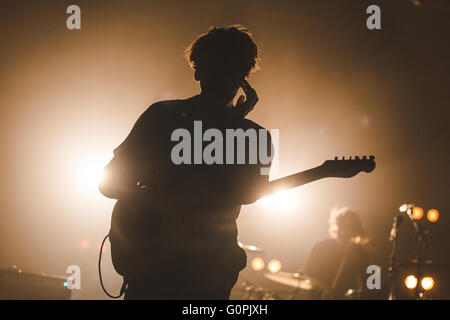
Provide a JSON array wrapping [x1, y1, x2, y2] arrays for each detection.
[[257, 190, 297, 211], [250, 257, 265, 271], [76, 157, 106, 192], [405, 275, 418, 289], [427, 209, 439, 223], [421, 276, 435, 291], [412, 207, 424, 220], [399, 204, 409, 212], [80, 240, 90, 250], [267, 259, 282, 273]]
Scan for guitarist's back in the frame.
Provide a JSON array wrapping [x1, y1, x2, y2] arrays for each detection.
[[104, 96, 273, 298]]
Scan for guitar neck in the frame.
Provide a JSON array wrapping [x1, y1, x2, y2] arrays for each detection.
[[256, 155, 376, 200], [139, 156, 374, 208], [258, 166, 326, 199]]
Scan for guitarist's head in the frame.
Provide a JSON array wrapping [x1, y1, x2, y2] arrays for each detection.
[[328, 207, 368, 246], [185, 25, 259, 106]]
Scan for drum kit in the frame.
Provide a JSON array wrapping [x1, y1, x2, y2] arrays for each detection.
[[237, 242, 329, 300], [264, 271, 326, 291], [237, 242, 366, 300]]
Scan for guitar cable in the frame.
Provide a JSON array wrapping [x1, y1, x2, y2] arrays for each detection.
[[98, 234, 127, 299]]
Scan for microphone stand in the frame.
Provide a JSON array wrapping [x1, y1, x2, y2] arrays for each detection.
[[387, 215, 402, 300], [414, 234, 427, 300], [406, 209, 428, 300]]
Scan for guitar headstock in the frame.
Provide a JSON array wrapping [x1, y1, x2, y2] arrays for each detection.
[[321, 155, 376, 178]]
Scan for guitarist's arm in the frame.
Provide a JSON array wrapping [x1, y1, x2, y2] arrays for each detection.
[[98, 156, 141, 200], [98, 104, 160, 200]]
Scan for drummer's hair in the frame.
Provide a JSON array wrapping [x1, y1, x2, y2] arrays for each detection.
[[328, 207, 368, 245]]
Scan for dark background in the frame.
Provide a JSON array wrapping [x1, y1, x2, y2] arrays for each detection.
[[0, 0, 448, 299]]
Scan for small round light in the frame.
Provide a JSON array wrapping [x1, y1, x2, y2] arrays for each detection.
[[427, 209, 439, 223], [412, 207, 424, 220], [80, 240, 90, 250], [405, 275, 418, 289], [421, 276, 435, 291], [250, 257, 265, 271], [267, 259, 282, 273]]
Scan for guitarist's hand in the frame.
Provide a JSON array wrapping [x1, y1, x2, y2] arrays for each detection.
[[234, 79, 258, 118]]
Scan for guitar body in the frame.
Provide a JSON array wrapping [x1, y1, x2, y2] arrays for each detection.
[[108, 156, 376, 278], [109, 196, 164, 277], [109, 199, 136, 276]]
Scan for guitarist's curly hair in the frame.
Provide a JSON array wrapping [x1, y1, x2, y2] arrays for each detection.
[[185, 25, 260, 79]]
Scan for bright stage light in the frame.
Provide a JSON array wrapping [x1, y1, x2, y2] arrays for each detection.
[[76, 157, 106, 192], [412, 207, 424, 220], [257, 190, 297, 211], [267, 259, 282, 273], [405, 275, 418, 289], [421, 276, 435, 291], [427, 209, 439, 223], [251, 257, 265, 271]]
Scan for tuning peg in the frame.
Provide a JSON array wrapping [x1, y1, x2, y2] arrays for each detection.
[[369, 155, 375, 160], [334, 156, 338, 160], [342, 156, 345, 160], [362, 155, 367, 160], [349, 156, 353, 160], [355, 156, 360, 160]]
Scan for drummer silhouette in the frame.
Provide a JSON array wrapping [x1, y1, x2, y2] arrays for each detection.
[[305, 207, 369, 299]]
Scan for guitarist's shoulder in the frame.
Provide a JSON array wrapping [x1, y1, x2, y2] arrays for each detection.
[[141, 98, 191, 117], [239, 118, 270, 133], [134, 97, 195, 127]]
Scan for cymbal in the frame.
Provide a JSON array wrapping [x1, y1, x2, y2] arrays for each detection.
[[238, 242, 264, 253], [264, 271, 326, 291]]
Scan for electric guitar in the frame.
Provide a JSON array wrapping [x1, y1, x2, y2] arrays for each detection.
[[109, 155, 376, 277], [257, 155, 376, 200]]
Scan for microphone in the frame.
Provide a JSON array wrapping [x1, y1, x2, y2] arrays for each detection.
[[389, 214, 403, 241], [399, 203, 418, 229], [406, 212, 420, 233], [399, 203, 428, 247], [400, 204, 420, 232], [399, 203, 414, 213]]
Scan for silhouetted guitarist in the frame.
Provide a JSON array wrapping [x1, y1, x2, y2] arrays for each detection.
[[99, 26, 271, 299]]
